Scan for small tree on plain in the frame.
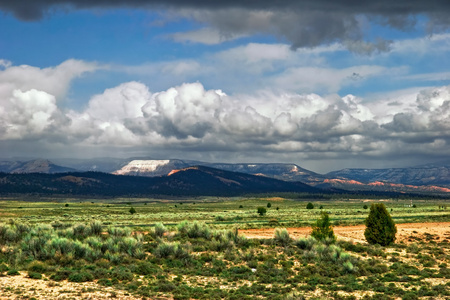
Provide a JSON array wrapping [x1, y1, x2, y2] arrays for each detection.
[[306, 202, 314, 209], [267, 202, 272, 208], [311, 212, 336, 243], [257, 207, 267, 216], [364, 203, 397, 246], [129, 207, 136, 214]]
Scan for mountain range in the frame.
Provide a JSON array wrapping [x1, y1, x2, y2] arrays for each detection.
[[0, 166, 320, 197], [0, 158, 449, 196]]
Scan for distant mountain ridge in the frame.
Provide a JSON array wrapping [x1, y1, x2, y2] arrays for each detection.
[[0, 165, 321, 197], [0, 159, 76, 174], [1, 158, 449, 196], [326, 166, 450, 187]]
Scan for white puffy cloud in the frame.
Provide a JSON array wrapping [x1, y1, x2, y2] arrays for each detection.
[[0, 89, 58, 139], [2, 59, 450, 171], [0, 59, 100, 101]]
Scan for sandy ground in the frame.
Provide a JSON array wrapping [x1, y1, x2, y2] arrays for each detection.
[[239, 221, 450, 244], [0, 273, 147, 300]]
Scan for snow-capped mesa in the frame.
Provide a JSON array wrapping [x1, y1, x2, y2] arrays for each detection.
[[113, 160, 191, 176], [113, 160, 170, 175]]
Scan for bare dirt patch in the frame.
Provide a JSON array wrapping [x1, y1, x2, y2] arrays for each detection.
[[239, 222, 450, 244], [0, 272, 146, 300]]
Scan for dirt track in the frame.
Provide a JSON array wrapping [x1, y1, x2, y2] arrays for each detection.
[[239, 222, 450, 244]]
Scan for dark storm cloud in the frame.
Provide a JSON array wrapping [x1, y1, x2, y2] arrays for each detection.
[[2, 0, 450, 20], [2, 1, 450, 52]]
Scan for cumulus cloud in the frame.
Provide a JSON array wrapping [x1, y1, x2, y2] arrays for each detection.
[[2, 1, 450, 52], [0, 59, 100, 142], [0, 59, 100, 101], [1, 58, 450, 170], [0, 89, 59, 139]]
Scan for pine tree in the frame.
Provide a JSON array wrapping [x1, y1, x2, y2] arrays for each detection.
[[364, 203, 397, 246], [311, 212, 336, 243]]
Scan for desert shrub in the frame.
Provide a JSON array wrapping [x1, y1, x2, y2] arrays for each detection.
[[15, 223, 30, 236], [111, 266, 134, 282], [174, 244, 191, 260], [154, 242, 176, 258], [22, 234, 51, 260], [364, 203, 397, 246], [295, 237, 317, 251], [107, 227, 131, 237], [215, 216, 225, 221], [306, 202, 314, 209], [48, 237, 74, 255], [28, 261, 47, 273], [311, 212, 336, 243], [0, 226, 18, 244], [129, 207, 136, 214], [72, 223, 89, 238], [68, 271, 94, 282], [28, 271, 43, 279], [178, 221, 212, 240], [342, 261, 355, 273], [89, 221, 103, 236], [269, 219, 280, 226], [257, 207, 267, 216], [267, 203, 272, 208], [7, 269, 20, 276], [274, 228, 291, 247], [363, 204, 368, 209], [0, 263, 9, 273]]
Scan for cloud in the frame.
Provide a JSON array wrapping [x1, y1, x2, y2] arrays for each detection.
[[1, 58, 450, 170], [169, 27, 247, 45], [2, 1, 450, 52], [0, 89, 60, 139], [0, 59, 100, 101], [270, 65, 393, 94]]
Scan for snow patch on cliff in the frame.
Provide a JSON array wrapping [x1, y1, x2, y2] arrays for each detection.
[[114, 160, 171, 175]]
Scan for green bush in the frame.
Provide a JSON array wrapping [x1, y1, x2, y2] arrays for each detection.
[[306, 202, 314, 209], [364, 203, 397, 246], [311, 212, 336, 243], [28, 261, 47, 273], [129, 207, 137, 214], [267, 203, 272, 208], [0, 263, 9, 273], [68, 271, 94, 282], [89, 221, 103, 236], [274, 228, 291, 247], [7, 269, 20, 276], [257, 207, 267, 216], [153, 222, 167, 238], [28, 271, 43, 279], [154, 242, 176, 258]]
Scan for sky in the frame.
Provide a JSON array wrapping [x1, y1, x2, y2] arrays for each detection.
[[1, 1, 450, 173]]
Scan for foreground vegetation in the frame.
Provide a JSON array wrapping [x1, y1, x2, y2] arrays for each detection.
[[0, 197, 449, 299]]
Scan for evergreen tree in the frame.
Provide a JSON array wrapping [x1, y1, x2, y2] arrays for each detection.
[[364, 203, 397, 246], [311, 212, 336, 243], [257, 207, 267, 216]]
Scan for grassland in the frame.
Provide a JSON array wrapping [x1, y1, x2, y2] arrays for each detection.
[[0, 196, 449, 299], [0, 197, 448, 229]]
